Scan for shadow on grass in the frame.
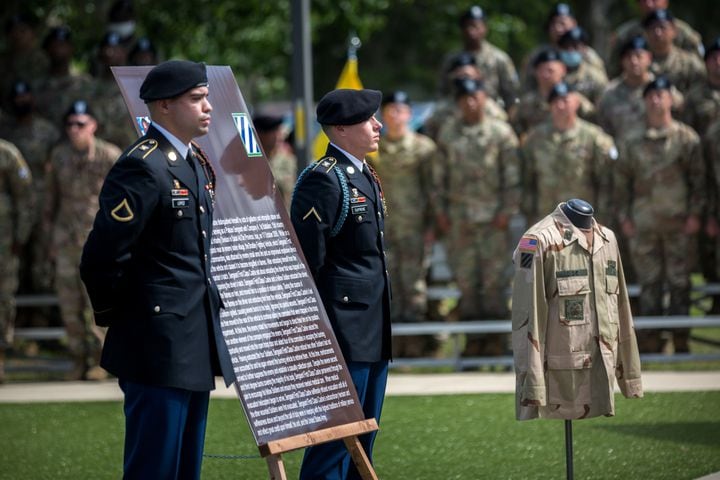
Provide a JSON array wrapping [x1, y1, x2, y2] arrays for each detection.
[[591, 421, 720, 447]]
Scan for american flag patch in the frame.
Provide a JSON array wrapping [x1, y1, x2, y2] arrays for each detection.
[[518, 237, 538, 252]]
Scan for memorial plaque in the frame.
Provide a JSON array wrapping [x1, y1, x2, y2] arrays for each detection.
[[112, 66, 364, 446]]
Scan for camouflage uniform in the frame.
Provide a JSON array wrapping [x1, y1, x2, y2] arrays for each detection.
[[0, 47, 48, 108], [615, 120, 704, 351], [564, 62, 608, 104], [520, 119, 617, 225], [682, 81, 720, 138], [90, 78, 137, 148], [511, 89, 596, 140], [268, 143, 297, 211], [511, 204, 642, 420], [422, 97, 508, 142], [372, 131, 438, 357], [610, 17, 703, 76], [598, 74, 685, 141], [46, 138, 120, 377], [437, 115, 519, 355], [649, 46, 706, 94], [35, 73, 94, 127], [0, 140, 33, 381], [0, 116, 60, 291], [705, 119, 720, 283], [522, 44, 606, 92]]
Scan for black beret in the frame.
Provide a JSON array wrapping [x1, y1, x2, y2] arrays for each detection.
[[10, 80, 31, 98], [547, 81, 575, 102], [109, 0, 134, 22], [5, 13, 39, 33], [460, 5, 485, 24], [643, 76, 672, 97], [43, 26, 72, 50], [705, 37, 720, 61], [64, 99, 94, 119], [316, 89, 382, 125], [620, 36, 650, 57], [454, 77, 484, 98], [131, 37, 156, 56], [532, 48, 563, 68], [547, 3, 573, 23], [139, 60, 208, 103], [642, 9, 674, 28], [447, 52, 477, 73], [558, 27, 588, 47], [253, 113, 284, 132], [382, 90, 410, 106], [100, 31, 123, 48]]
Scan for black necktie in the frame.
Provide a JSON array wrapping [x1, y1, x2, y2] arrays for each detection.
[[186, 150, 197, 174]]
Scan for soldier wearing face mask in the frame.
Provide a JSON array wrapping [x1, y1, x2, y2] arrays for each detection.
[[557, 27, 608, 105]]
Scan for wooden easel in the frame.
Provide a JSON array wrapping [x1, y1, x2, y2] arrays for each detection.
[[260, 418, 379, 480]]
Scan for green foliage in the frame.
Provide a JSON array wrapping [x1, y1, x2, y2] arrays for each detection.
[[1, 392, 719, 479], [2, 0, 719, 101]]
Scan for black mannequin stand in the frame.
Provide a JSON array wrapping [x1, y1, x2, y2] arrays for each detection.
[[561, 198, 594, 229]]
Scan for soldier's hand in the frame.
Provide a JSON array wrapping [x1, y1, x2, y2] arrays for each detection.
[[705, 217, 720, 238], [684, 215, 701, 235], [621, 219, 635, 238]]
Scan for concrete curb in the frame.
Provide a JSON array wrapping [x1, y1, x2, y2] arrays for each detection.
[[0, 371, 718, 403]]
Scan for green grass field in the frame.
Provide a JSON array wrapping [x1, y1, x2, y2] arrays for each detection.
[[1, 391, 718, 479]]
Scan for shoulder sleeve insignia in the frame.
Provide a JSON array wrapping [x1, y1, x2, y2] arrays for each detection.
[[127, 139, 158, 159], [312, 156, 337, 173], [110, 198, 134, 222], [302, 206, 322, 222]]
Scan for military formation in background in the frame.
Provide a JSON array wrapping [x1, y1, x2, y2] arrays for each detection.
[[1, 1, 719, 381]]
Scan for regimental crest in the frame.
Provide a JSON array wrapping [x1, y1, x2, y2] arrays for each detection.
[[231, 113, 263, 157], [135, 116, 151, 135]]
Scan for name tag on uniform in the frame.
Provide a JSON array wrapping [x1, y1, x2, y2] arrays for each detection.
[[351, 205, 368, 214], [171, 187, 189, 209], [172, 198, 190, 208]]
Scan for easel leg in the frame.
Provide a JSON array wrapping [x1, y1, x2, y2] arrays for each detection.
[[266, 454, 287, 480], [565, 420, 574, 480], [343, 435, 378, 480]]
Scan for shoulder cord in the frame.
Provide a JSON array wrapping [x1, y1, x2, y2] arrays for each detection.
[[293, 162, 350, 237]]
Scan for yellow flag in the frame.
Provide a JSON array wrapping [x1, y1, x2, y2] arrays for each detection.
[[312, 56, 364, 159]]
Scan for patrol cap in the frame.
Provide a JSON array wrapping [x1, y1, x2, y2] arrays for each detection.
[[642, 9, 674, 28], [547, 81, 575, 102], [43, 26, 72, 50], [453, 77, 484, 98], [139, 60, 208, 103], [642, 75, 672, 97], [460, 5, 485, 25], [558, 27, 588, 47], [382, 90, 410, 106], [63, 100, 95, 120], [532, 48, 563, 68], [704, 37, 720, 61], [446, 52, 477, 73], [620, 36, 650, 57], [253, 112, 284, 132], [316, 89, 382, 125]]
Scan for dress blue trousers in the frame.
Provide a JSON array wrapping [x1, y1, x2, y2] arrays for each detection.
[[299, 360, 389, 480], [119, 379, 210, 480]]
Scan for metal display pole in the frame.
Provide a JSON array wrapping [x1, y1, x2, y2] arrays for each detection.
[[565, 420, 574, 480]]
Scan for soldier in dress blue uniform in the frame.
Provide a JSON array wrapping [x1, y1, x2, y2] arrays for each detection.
[[291, 89, 391, 480], [80, 60, 235, 480]]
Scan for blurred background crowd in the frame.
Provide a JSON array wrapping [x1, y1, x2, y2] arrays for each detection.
[[1, 0, 719, 382]]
